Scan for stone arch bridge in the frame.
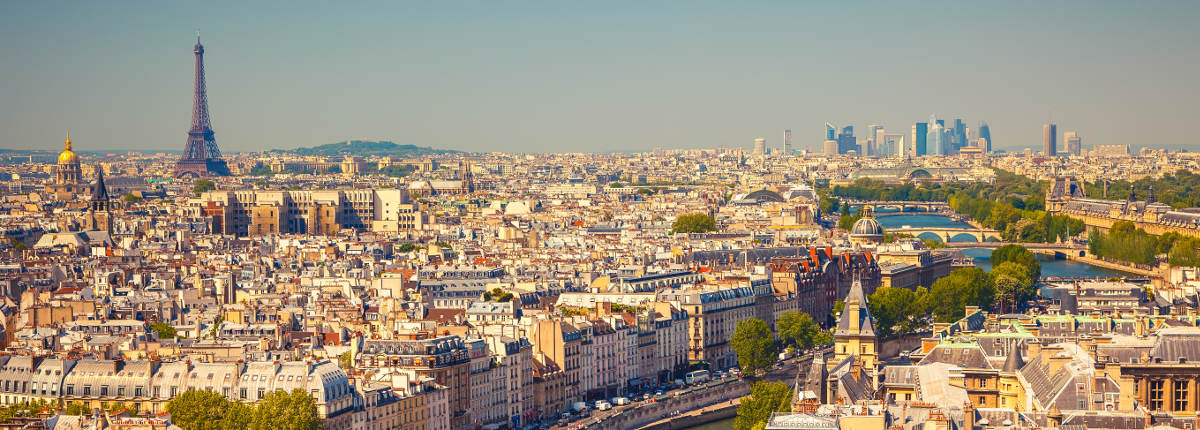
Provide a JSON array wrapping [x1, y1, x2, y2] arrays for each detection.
[[889, 227, 1003, 242]]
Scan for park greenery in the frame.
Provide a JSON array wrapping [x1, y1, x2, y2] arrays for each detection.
[[1085, 169, 1200, 210], [192, 179, 215, 196], [150, 322, 176, 339], [167, 388, 319, 430], [730, 318, 777, 376], [481, 287, 514, 302], [775, 311, 830, 350], [1089, 221, 1200, 267], [670, 213, 717, 234], [734, 381, 793, 430]]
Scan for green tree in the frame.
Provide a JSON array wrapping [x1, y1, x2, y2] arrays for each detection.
[[927, 267, 994, 323], [168, 389, 234, 430], [193, 179, 216, 196], [990, 245, 1042, 280], [339, 351, 353, 370], [868, 287, 922, 337], [397, 243, 418, 253], [122, 193, 143, 203], [989, 261, 1036, 313], [222, 402, 255, 429], [63, 402, 90, 416], [776, 311, 820, 349], [250, 389, 321, 430], [671, 213, 717, 234], [150, 322, 176, 339], [733, 381, 792, 430], [730, 318, 777, 376]]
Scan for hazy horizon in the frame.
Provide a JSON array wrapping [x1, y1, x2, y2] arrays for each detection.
[[3, 1, 1199, 154]]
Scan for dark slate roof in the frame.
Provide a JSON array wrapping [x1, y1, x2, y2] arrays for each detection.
[[1149, 333, 1200, 362], [834, 278, 875, 337], [918, 343, 993, 369], [1001, 345, 1026, 372]]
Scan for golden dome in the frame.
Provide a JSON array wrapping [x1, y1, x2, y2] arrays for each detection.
[[58, 132, 78, 164]]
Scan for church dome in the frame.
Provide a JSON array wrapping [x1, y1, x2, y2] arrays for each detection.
[[58, 133, 79, 164], [850, 217, 884, 237]]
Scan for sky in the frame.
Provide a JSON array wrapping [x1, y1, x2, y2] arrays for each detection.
[[2, 1, 1199, 154]]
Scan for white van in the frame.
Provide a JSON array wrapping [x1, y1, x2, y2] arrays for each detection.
[[685, 370, 711, 385]]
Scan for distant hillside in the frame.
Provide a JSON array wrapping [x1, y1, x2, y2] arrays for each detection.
[[274, 140, 461, 157]]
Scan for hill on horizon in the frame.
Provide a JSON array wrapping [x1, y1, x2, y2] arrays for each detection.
[[272, 140, 462, 157]]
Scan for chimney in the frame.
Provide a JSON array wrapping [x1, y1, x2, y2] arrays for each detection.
[[1047, 350, 1070, 375], [1027, 339, 1042, 359], [963, 402, 976, 430]]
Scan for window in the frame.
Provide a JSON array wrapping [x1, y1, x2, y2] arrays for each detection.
[[1149, 380, 1165, 410], [1176, 380, 1190, 411]]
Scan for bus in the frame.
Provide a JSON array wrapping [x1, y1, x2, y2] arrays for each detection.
[[685, 370, 710, 385]]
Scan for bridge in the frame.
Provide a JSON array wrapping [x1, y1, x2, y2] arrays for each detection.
[[841, 199, 951, 213], [889, 226, 1003, 242]]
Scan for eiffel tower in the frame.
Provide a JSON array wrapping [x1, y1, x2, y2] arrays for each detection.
[[175, 35, 230, 178]]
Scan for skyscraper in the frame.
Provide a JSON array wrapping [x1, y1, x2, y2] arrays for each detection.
[[912, 122, 928, 156], [1043, 123, 1057, 156], [977, 122, 992, 153], [753, 138, 766, 156], [927, 121, 945, 155], [176, 36, 230, 178], [783, 129, 792, 155], [825, 122, 836, 141], [864, 124, 882, 156], [952, 118, 966, 151], [1064, 131, 1081, 156], [837, 126, 857, 154]]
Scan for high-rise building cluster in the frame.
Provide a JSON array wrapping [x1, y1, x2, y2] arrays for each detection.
[[819, 115, 992, 157]]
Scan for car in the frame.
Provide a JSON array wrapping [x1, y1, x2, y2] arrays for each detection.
[[655, 390, 664, 396], [613, 397, 630, 406], [595, 401, 612, 411]]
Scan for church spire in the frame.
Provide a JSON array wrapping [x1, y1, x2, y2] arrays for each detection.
[[65, 131, 72, 151]]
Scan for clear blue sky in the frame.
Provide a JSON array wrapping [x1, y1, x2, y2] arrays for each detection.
[[3, 1, 1198, 154]]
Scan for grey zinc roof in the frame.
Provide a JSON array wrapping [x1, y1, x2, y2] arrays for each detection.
[[834, 278, 875, 337]]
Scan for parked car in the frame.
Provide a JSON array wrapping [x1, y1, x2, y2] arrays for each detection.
[[612, 397, 630, 406], [655, 390, 664, 396], [595, 401, 612, 411]]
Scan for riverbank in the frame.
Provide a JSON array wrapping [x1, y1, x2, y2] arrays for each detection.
[[1060, 253, 1161, 277], [636, 398, 740, 430], [566, 378, 749, 430]]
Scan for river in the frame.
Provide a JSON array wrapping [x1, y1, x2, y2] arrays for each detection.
[[682, 216, 1125, 429], [880, 214, 1132, 278]]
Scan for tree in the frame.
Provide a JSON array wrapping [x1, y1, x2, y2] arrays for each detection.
[[397, 243, 418, 253], [776, 311, 820, 349], [122, 193, 143, 203], [730, 318, 777, 376], [671, 213, 717, 234], [733, 381, 792, 430], [150, 322, 176, 339], [339, 351, 353, 370], [990, 245, 1041, 280], [250, 389, 321, 430], [927, 267, 994, 323], [193, 179, 216, 196], [222, 402, 255, 429], [868, 287, 922, 337], [63, 402, 90, 416], [168, 389, 233, 430], [989, 262, 1035, 313]]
